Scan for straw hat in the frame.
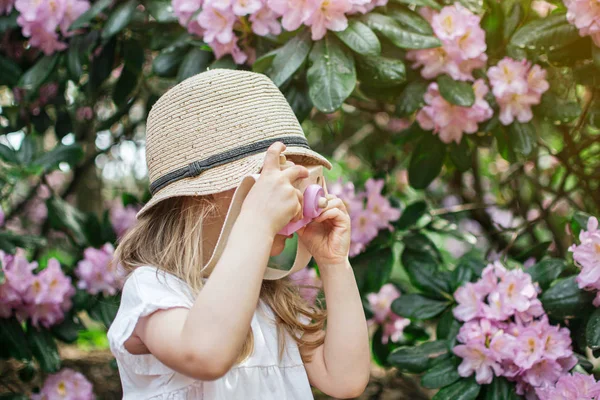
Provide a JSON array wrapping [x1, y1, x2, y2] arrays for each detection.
[[136, 68, 332, 219]]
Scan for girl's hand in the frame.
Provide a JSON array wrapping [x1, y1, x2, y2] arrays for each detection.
[[297, 194, 351, 266], [242, 142, 309, 237]]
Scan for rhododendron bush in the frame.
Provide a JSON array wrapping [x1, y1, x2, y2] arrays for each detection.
[[2, 0, 600, 397]]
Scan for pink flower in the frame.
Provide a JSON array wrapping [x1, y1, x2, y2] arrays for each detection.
[[75, 106, 94, 121], [197, 4, 236, 44], [407, 4, 487, 81], [364, 179, 400, 229], [532, 1, 557, 18], [570, 217, 600, 290], [0, 205, 4, 227], [328, 179, 363, 215], [208, 37, 248, 64], [536, 372, 600, 400], [488, 58, 549, 126], [453, 282, 484, 322], [454, 343, 502, 384], [249, 5, 282, 36], [173, 0, 203, 26], [349, 242, 365, 257], [514, 328, 544, 369], [351, 209, 379, 244], [231, 0, 262, 15], [497, 269, 536, 313], [75, 243, 123, 296], [367, 283, 400, 323], [109, 201, 139, 239], [289, 267, 321, 305], [382, 314, 410, 344], [3, 251, 36, 293], [267, 0, 319, 31], [565, 0, 600, 46], [32, 368, 94, 400], [305, 0, 352, 40], [416, 79, 493, 144], [59, 0, 90, 36]]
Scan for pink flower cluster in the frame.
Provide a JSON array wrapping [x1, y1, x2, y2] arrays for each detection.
[[32, 368, 94, 400], [367, 284, 410, 344], [536, 372, 600, 400], [416, 79, 493, 144], [569, 216, 600, 307], [109, 200, 140, 239], [487, 57, 549, 126], [14, 0, 90, 55], [453, 262, 576, 397], [289, 266, 321, 305], [565, 0, 600, 47], [0, 250, 75, 328], [406, 4, 487, 81], [328, 178, 400, 257], [172, 0, 388, 64], [75, 243, 124, 296]]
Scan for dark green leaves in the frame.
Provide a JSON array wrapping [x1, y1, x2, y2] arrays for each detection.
[[69, 0, 112, 31], [356, 55, 406, 87], [335, 20, 381, 56], [26, 325, 61, 373], [392, 294, 450, 319], [153, 45, 188, 77], [388, 340, 449, 373], [177, 48, 212, 82], [396, 200, 428, 230], [46, 196, 89, 246], [541, 277, 595, 319], [437, 75, 475, 107], [586, 308, 600, 351], [146, 0, 178, 23], [102, 0, 137, 40], [0, 55, 22, 86], [509, 121, 535, 157], [421, 356, 461, 389], [0, 317, 32, 361], [388, 7, 433, 35], [432, 378, 481, 400], [510, 13, 580, 54], [114, 39, 145, 106], [267, 29, 312, 87], [526, 258, 566, 290], [88, 296, 120, 328], [18, 53, 60, 92], [307, 34, 356, 113], [483, 377, 521, 400], [409, 133, 447, 189], [362, 13, 441, 50], [32, 144, 83, 173], [396, 80, 428, 117]]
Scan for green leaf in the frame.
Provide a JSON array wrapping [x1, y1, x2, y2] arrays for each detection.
[[503, 2, 523, 41], [69, 0, 112, 31], [284, 82, 313, 123], [335, 20, 381, 56], [362, 13, 441, 49], [353, 248, 395, 294], [388, 340, 449, 373], [307, 34, 356, 113], [18, 53, 60, 92], [449, 138, 472, 172], [89, 37, 117, 93], [114, 38, 145, 106], [526, 258, 566, 290], [510, 13, 580, 53], [593, 45, 600, 68], [0, 143, 19, 164], [0, 231, 46, 251], [46, 196, 89, 246], [371, 325, 395, 367], [586, 308, 600, 350], [153, 45, 188, 77], [26, 325, 61, 373], [572, 211, 594, 237], [390, 0, 441, 10], [18, 134, 37, 164], [267, 28, 312, 87], [515, 241, 551, 263], [395, 80, 429, 117], [437, 75, 475, 107], [421, 357, 461, 389], [541, 276, 595, 319], [408, 133, 446, 190], [392, 294, 450, 319], [252, 49, 278, 74], [0, 55, 22, 86], [509, 121, 535, 157], [32, 144, 83, 172], [177, 47, 211, 82], [484, 376, 521, 400], [537, 93, 581, 125], [102, 0, 137, 40], [458, 0, 484, 14], [388, 7, 433, 35], [146, 0, 178, 23], [0, 12, 19, 33], [356, 55, 405, 87], [51, 315, 83, 344], [18, 362, 36, 382], [395, 200, 428, 230], [88, 296, 120, 328], [433, 377, 481, 400], [0, 394, 29, 400], [437, 308, 461, 341], [0, 317, 32, 361]]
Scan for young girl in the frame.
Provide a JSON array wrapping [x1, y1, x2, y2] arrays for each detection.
[[107, 69, 370, 399]]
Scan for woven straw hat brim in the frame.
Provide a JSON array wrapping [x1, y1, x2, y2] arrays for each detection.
[[135, 147, 331, 220]]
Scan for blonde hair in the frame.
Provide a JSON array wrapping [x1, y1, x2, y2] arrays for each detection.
[[113, 194, 326, 363]]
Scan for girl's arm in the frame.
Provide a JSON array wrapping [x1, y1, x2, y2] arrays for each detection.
[[298, 197, 371, 398], [303, 259, 371, 398], [132, 143, 309, 380]]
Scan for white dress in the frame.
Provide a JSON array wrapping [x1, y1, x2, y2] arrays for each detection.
[[107, 266, 314, 400]]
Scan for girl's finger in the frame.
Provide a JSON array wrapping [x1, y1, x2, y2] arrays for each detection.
[[322, 198, 346, 213], [262, 142, 286, 172], [314, 208, 344, 224], [292, 188, 304, 222], [281, 165, 309, 183]]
